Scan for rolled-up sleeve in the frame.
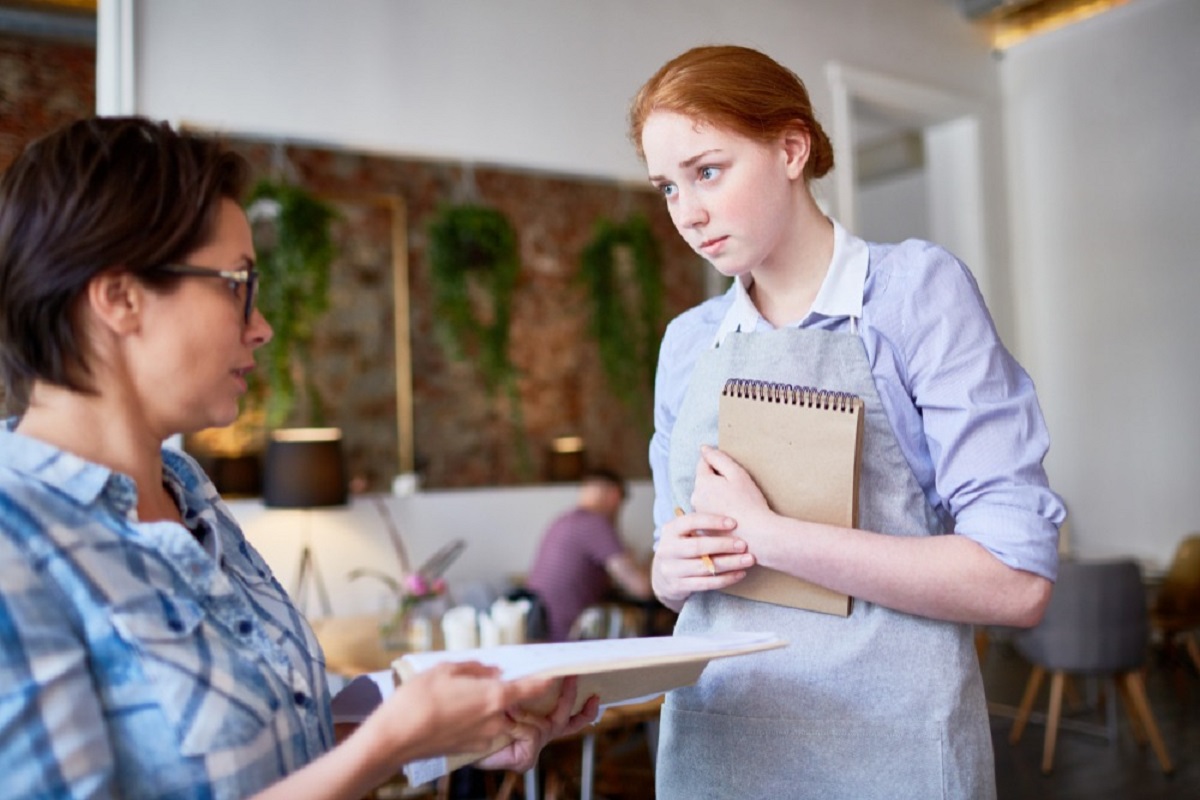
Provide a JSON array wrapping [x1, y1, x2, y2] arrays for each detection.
[[866, 241, 1065, 580]]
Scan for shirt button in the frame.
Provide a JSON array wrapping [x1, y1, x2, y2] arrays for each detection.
[[293, 691, 307, 706], [167, 619, 184, 633], [237, 620, 253, 635]]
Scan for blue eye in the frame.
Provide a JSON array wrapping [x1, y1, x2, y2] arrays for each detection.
[[699, 166, 720, 181], [659, 183, 677, 199]]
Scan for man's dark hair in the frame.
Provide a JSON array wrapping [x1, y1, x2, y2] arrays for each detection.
[[0, 116, 250, 409], [583, 467, 627, 500]]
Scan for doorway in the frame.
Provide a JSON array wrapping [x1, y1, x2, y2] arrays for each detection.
[[825, 62, 990, 299]]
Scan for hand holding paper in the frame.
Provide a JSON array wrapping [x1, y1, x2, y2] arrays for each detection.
[[351, 660, 553, 767], [330, 632, 786, 786], [475, 675, 600, 773], [329, 666, 600, 778], [395, 632, 786, 783]]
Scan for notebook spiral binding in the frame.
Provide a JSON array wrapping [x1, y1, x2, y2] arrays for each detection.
[[721, 378, 861, 413]]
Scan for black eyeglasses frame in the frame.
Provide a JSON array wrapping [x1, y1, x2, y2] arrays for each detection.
[[153, 263, 259, 324]]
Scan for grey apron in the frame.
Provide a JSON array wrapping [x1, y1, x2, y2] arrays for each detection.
[[657, 320, 995, 800]]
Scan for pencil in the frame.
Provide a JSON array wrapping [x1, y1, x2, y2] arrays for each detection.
[[675, 507, 717, 576]]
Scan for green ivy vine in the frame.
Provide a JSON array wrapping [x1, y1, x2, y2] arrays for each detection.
[[578, 214, 665, 409], [245, 180, 337, 428], [426, 204, 521, 393], [426, 204, 531, 476]]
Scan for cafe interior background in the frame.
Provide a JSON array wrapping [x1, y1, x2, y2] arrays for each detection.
[[0, 0, 1196, 636]]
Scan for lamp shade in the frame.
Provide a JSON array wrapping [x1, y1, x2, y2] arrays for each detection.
[[262, 428, 348, 508]]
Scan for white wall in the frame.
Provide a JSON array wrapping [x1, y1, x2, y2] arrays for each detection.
[[134, 0, 1000, 185], [230, 481, 656, 618], [858, 169, 932, 245], [1002, 0, 1200, 568]]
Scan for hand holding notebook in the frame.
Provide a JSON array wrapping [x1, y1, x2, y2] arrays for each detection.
[[715, 378, 865, 616]]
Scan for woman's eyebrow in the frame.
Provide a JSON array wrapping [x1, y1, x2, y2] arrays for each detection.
[[648, 149, 723, 183]]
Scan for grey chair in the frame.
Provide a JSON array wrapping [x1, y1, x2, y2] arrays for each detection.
[[1008, 558, 1174, 774]]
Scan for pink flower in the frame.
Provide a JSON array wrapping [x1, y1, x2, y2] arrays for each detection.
[[403, 572, 429, 596], [432, 577, 447, 594]]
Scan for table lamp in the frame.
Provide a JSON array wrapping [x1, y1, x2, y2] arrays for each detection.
[[263, 427, 348, 618]]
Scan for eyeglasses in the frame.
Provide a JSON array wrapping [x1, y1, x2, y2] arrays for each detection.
[[154, 263, 259, 324]]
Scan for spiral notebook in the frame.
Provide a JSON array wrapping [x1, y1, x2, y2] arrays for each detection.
[[717, 378, 865, 616]]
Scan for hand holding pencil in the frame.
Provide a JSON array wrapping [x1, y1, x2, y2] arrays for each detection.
[[676, 506, 717, 576], [650, 503, 752, 612]]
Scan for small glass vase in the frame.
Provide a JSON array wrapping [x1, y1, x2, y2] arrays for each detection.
[[379, 597, 442, 652]]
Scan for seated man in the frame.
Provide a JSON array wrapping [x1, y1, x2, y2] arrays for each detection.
[[525, 469, 653, 641]]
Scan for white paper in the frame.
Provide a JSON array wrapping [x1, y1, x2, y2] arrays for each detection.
[[405, 756, 450, 787], [331, 631, 787, 786], [400, 631, 785, 784], [400, 630, 784, 682]]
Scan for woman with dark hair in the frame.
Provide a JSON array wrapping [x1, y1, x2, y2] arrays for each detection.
[[632, 46, 1064, 798], [0, 116, 596, 799]]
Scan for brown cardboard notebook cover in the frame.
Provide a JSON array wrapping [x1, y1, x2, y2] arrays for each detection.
[[717, 378, 864, 616]]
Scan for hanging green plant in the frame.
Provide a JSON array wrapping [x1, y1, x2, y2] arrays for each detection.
[[245, 179, 338, 429], [426, 203, 532, 478], [425, 204, 521, 393], [578, 213, 665, 409]]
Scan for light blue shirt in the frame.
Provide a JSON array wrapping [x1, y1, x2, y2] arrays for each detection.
[[0, 422, 333, 799], [650, 220, 1064, 580]]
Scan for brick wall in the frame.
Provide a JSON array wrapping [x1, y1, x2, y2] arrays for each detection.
[[0, 34, 95, 172], [222, 140, 705, 490], [0, 34, 96, 416]]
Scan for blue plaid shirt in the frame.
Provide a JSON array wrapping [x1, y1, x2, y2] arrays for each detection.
[[0, 422, 333, 799]]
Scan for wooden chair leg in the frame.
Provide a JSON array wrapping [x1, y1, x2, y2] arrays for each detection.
[[974, 627, 990, 662], [1010, 664, 1045, 744], [1062, 674, 1086, 712], [493, 770, 520, 800], [1119, 671, 1175, 774], [1184, 632, 1200, 675], [543, 770, 563, 800], [1042, 670, 1065, 774], [1115, 675, 1147, 744]]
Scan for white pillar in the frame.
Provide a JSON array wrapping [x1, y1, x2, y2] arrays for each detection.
[[96, 0, 135, 115]]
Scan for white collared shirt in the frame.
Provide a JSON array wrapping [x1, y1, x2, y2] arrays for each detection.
[[711, 218, 868, 348]]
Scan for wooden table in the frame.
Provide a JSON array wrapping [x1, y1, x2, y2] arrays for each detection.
[[310, 613, 410, 676]]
